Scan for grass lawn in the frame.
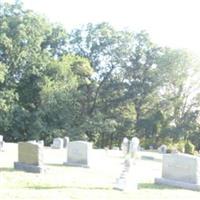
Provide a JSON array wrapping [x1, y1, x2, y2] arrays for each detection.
[[0, 143, 199, 200]]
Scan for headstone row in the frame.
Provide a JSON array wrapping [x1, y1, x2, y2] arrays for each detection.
[[13, 139, 92, 173]]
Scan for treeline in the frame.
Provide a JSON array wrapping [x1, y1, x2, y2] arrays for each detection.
[[1, 2, 200, 149]]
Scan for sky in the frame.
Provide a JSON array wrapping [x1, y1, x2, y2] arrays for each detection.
[[3, 0, 200, 55]]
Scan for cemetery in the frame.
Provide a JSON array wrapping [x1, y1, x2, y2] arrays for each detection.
[[1, 136, 200, 199], [1, 1, 200, 199]]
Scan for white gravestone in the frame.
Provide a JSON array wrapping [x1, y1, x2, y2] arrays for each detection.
[[155, 153, 200, 191], [51, 137, 63, 149], [37, 140, 44, 146], [0, 135, 4, 151], [14, 142, 45, 173], [63, 137, 69, 148], [121, 137, 129, 156], [129, 137, 140, 158], [158, 144, 167, 154], [64, 141, 92, 168]]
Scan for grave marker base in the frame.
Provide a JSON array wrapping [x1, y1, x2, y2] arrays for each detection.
[[14, 162, 46, 173], [155, 177, 200, 191]]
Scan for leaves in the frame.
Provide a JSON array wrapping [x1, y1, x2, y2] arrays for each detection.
[[0, 2, 200, 149]]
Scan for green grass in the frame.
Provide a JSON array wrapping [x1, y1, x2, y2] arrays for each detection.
[[0, 146, 200, 200], [1, 166, 199, 200]]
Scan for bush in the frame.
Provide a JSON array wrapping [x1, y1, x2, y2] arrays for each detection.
[[161, 138, 173, 146], [140, 138, 156, 150], [185, 141, 195, 155], [166, 148, 172, 153], [166, 143, 178, 154], [176, 140, 185, 153]]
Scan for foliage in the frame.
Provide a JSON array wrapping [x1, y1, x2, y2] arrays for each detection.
[[184, 140, 195, 155], [175, 140, 185, 153], [0, 1, 200, 149]]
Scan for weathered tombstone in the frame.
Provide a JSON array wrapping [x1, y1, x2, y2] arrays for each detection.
[[121, 137, 129, 156], [0, 135, 4, 151], [158, 144, 167, 154], [14, 142, 45, 173], [37, 140, 44, 146], [114, 158, 138, 191], [149, 145, 154, 150], [51, 137, 63, 149], [129, 137, 140, 158], [63, 137, 69, 148], [64, 141, 92, 168], [155, 153, 200, 191]]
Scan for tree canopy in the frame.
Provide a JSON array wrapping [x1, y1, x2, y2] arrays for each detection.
[[1, 2, 200, 150]]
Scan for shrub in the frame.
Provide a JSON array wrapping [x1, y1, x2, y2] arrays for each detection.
[[184, 141, 195, 155], [140, 138, 155, 150], [166, 143, 175, 153], [161, 138, 173, 146], [176, 140, 185, 153], [166, 148, 172, 153]]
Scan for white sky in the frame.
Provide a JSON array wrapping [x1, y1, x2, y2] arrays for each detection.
[[4, 0, 200, 55]]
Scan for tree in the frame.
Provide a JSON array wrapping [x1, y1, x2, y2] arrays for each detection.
[[122, 31, 163, 137], [68, 23, 133, 145], [1, 2, 200, 150], [157, 48, 200, 142], [40, 55, 93, 143], [0, 2, 70, 142]]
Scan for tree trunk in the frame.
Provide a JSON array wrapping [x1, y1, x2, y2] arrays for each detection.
[[101, 132, 105, 148], [135, 104, 142, 134], [109, 133, 113, 149]]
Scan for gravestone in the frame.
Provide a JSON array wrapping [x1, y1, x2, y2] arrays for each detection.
[[158, 144, 167, 154], [37, 140, 44, 146], [129, 137, 140, 158], [63, 137, 69, 148], [14, 142, 45, 173], [121, 137, 129, 156], [114, 158, 138, 191], [51, 137, 63, 149], [149, 145, 154, 150], [0, 135, 4, 151], [155, 153, 200, 190], [64, 141, 92, 168]]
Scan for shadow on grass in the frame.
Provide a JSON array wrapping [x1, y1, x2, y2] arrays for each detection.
[[26, 185, 111, 190], [0, 167, 15, 172], [138, 183, 178, 190], [140, 156, 162, 162], [28, 184, 179, 191], [46, 163, 90, 170]]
